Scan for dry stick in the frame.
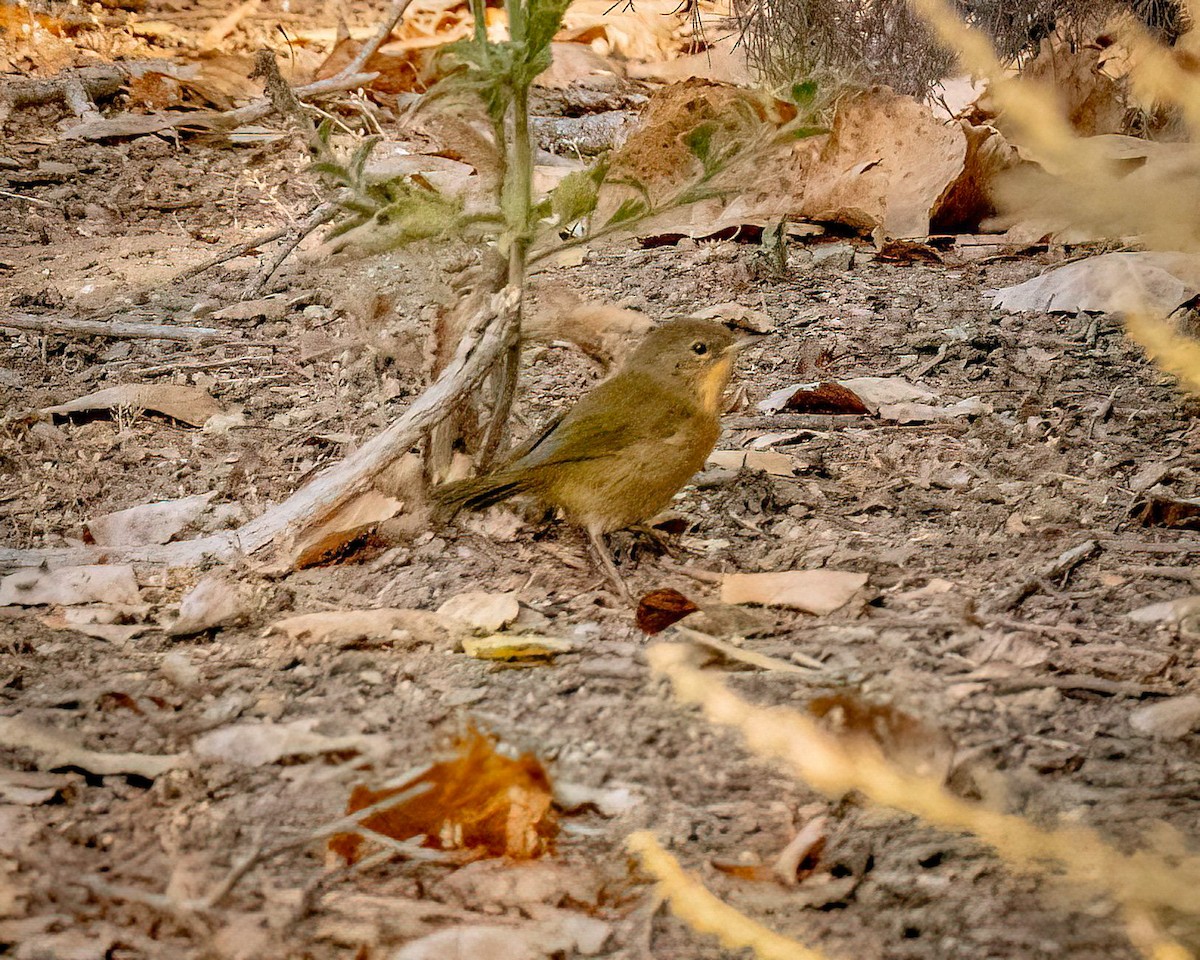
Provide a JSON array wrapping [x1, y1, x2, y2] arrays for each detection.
[[994, 538, 1101, 611], [0, 313, 235, 344], [173, 224, 296, 283], [0, 289, 520, 569], [242, 203, 338, 298]]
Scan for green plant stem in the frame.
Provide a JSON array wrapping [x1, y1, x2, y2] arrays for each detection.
[[480, 79, 534, 467]]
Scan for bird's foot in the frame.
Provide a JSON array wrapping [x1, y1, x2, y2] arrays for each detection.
[[586, 527, 633, 603]]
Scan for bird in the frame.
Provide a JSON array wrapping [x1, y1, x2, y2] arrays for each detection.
[[433, 318, 742, 596]]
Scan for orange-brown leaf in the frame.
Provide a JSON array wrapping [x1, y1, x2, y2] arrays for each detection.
[[329, 727, 557, 863]]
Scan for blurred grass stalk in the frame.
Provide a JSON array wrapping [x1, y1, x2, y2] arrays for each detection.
[[910, 0, 1200, 393], [646, 643, 1199, 960]]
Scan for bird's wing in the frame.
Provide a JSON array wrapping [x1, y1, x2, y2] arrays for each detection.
[[514, 371, 693, 469]]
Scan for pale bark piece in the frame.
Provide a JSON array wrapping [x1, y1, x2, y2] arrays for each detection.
[[1127, 595, 1200, 624], [0, 565, 140, 606], [721, 570, 868, 615], [0, 769, 78, 806], [0, 715, 182, 778], [437, 591, 520, 632], [42, 384, 223, 427], [168, 571, 252, 636], [991, 252, 1200, 315], [86, 493, 216, 547], [800, 87, 967, 239], [192, 719, 387, 767], [264, 608, 450, 646], [1129, 696, 1200, 740]]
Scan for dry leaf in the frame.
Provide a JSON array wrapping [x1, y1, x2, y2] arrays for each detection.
[[85, 493, 215, 547], [42, 384, 222, 427], [437, 591, 520, 632], [706, 450, 796, 477], [0, 769, 78, 806], [636, 588, 699, 635], [393, 914, 611, 960], [782, 382, 871, 415], [690, 302, 775, 334], [0, 715, 182, 778], [525, 286, 654, 366], [1130, 496, 1200, 530], [1127, 595, 1200, 624], [809, 694, 955, 782], [461, 635, 574, 660], [758, 376, 935, 414], [1129, 696, 1200, 740], [875, 240, 943, 263], [721, 570, 868, 615], [192, 719, 387, 767], [264, 608, 450, 646], [0, 565, 140, 607], [877, 397, 991, 423], [329, 727, 557, 863], [293, 489, 405, 568], [553, 781, 639, 816], [168, 571, 252, 637], [991, 252, 1200, 315], [801, 87, 967, 238]]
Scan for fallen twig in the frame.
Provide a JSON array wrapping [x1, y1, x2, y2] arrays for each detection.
[[242, 202, 338, 297], [994, 539, 1101, 610], [1, 313, 236, 344], [0, 288, 519, 569]]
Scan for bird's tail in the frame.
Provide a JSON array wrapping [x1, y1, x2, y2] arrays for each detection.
[[431, 468, 532, 516]]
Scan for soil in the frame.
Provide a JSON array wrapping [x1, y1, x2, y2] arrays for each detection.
[[2, 5, 1200, 960]]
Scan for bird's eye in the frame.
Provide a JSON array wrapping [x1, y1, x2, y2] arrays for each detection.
[[691, 341, 708, 355]]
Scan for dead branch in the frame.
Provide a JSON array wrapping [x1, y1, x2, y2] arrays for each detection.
[[242, 202, 338, 298], [993, 538, 1101, 610], [1, 313, 237, 344], [0, 64, 125, 109], [0, 288, 519, 570]]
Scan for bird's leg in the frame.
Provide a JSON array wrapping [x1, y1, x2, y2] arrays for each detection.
[[586, 525, 632, 602]]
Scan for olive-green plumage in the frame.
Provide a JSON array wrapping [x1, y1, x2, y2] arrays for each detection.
[[434, 319, 739, 542]]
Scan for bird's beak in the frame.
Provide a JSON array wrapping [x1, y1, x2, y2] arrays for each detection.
[[725, 336, 758, 354]]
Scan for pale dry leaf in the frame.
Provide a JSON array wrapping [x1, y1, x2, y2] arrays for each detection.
[[168, 571, 253, 637], [39, 614, 148, 644], [0, 769, 78, 806], [461, 635, 574, 661], [536, 41, 621, 89], [721, 570, 869, 615], [439, 859, 605, 909], [42, 384, 223, 427], [192, 719, 387, 767], [877, 397, 991, 423], [85, 492, 215, 547], [263, 608, 449, 646], [991, 252, 1200, 315], [0, 565, 140, 607], [0, 715, 182, 778], [553, 781, 640, 817], [437, 591, 520, 633], [707, 450, 796, 477], [690, 302, 775, 334], [1127, 595, 1200, 623], [1129, 696, 1200, 740]]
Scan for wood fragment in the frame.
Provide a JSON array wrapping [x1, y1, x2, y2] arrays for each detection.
[[0, 289, 518, 569], [1, 313, 233, 343], [995, 539, 1101, 610], [994, 673, 1172, 698]]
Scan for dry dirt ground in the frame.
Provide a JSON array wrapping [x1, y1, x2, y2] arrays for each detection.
[[3, 34, 1200, 960]]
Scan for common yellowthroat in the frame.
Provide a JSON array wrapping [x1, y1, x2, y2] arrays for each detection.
[[433, 319, 741, 595]]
